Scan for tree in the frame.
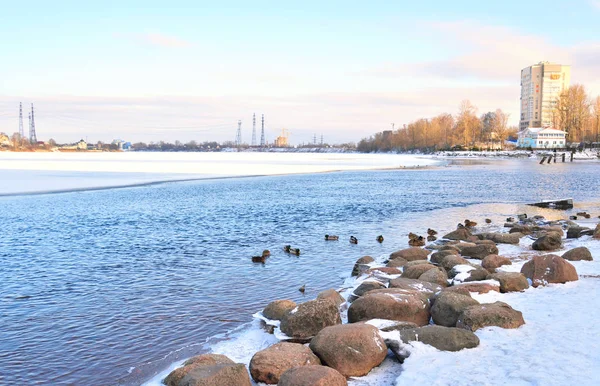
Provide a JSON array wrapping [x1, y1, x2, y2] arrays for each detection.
[[554, 84, 590, 143], [492, 109, 510, 149], [456, 100, 479, 148]]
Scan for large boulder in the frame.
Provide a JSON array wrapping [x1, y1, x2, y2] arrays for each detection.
[[390, 247, 430, 262], [431, 291, 479, 327], [442, 228, 472, 241], [440, 255, 470, 271], [280, 299, 342, 339], [459, 244, 499, 259], [418, 267, 449, 287], [594, 224, 600, 239], [351, 281, 387, 299], [481, 255, 512, 271], [457, 302, 525, 331], [363, 319, 419, 332], [347, 289, 430, 325], [249, 342, 321, 384], [561, 246, 593, 261], [566, 226, 594, 239], [461, 267, 491, 283], [531, 232, 562, 251], [317, 289, 345, 307], [520, 254, 578, 287], [351, 256, 374, 276], [487, 272, 529, 293], [430, 250, 459, 264], [476, 232, 522, 244], [404, 260, 432, 268], [164, 354, 251, 386], [278, 365, 347, 386], [443, 281, 500, 294], [388, 277, 442, 298], [386, 257, 408, 268], [366, 267, 402, 276], [263, 300, 297, 321], [309, 324, 387, 377], [401, 263, 437, 279], [399, 325, 480, 351]]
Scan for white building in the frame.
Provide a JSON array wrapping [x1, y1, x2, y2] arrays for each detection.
[[520, 62, 571, 130], [517, 127, 567, 149]]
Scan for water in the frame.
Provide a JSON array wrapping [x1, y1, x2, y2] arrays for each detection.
[[1, 159, 599, 385]]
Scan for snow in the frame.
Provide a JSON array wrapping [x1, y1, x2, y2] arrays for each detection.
[[0, 152, 440, 195]]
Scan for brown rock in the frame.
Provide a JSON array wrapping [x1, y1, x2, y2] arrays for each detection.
[[367, 267, 402, 275], [418, 267, 449, 287], [351, 256, 374, 276], [278, 365, 348, 386], [459, 243, 499, 260], [263, 300, 297, 321], [347, 289, 430, 326], [389, 247, 431, 261], [361, 319, 419, 332], [399, 325, 480, 351], [476, 232, 522, 244], [520, 254, 579, 287], [164, 354, 251, 386], [351, 281, 386, 298], [481, 255, 512, 271], [317, 289, 345, 307], [531, 232, 562, 251], [401, 264, 437, 279], [440, 255, 470, 271], [431, 291, 479, 327], [594, 224, 600, 239], [404, 260, 432, 268], [487, 272, 529, 292], [457, 302, 525, 331], [561, 246, 593, 261], [386, 257, 408, 268], [388, 277, 442, 298], [249, 342, 321, 384], [280, 299, 342, 339], [442, 228, 472, 241], [444, 282, 500, 294], [309, 324, 387, 377], [430, 250, 459, 264]]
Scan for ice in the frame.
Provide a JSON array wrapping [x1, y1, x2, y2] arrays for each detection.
[[0, 152, 440, 195]]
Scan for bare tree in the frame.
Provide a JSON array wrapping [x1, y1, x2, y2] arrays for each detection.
[[554, 84, 590, 142]]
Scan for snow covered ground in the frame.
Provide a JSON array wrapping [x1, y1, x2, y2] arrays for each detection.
[[0, 152, 439, 195], [144, 220, 600, 386]]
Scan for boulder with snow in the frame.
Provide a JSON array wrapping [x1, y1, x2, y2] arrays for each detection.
[[263, 300, 297, 321], [443, 281, 500, 294], [316, 289, 345, 307], [400, 325, 480, 351], [350, 280, 387, 300], [594, 224, 600, 239], [481, 254, 512, 271], [532, 232, 562, 251], [388, 277, 442, 298], [401, 264, 437, 279], [561, 246, 593, 261], [386, 257, 408, 268], [430, 250, 459, 264], [457, 302, 525, 331], [347, 289, 430, 326], [487, 272, 529, 292], [567, 226, 594, 239], [476, 232, 522, 244], [459, 243, 499, 259], [309, 324, 387, 377], [442, 228, 472, 241], [249, 342, 321, 384], [280, 299, 342, 339], [520, 254, 578, 287], [366, 267, 402, 276], [431, 291, 479, 327], [164, 354, 251, 386], [278, 365, 347, 386], [351, 256, 374, 276], [440, 255, 470, 271], [418, 267, 449, 287], [390, 247, 430, 261]]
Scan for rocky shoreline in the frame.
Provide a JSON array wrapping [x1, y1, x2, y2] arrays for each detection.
[[159, 215, 599, 386]]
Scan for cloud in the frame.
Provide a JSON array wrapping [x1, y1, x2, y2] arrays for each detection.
[[113, 32, 191, 48], [589, 0, 600, 10]]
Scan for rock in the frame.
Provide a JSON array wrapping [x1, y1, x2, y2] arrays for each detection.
[[444, 281, 500, 294], [520, 254, 579, 287], [386, 257, 408, 268], [562, 246, 593, 261], [439, 255, 470, 271], [440, 245, 461, 253], [401, 264, 437, 279], [351, 256, 374, 276], [462, 267, 491, 282], [317, 289, 345, 307], [278, 365, 348, 386], [404, 259, 432, 268], [366, 267, 402, 275], [430, 250, 459, 264], [459, 244, 499, 259], [457, 302, 525, 331], [487, 272, 529, 292], [532, 232, 562, 251], [249, 342, 321, 384], [442, 228, 472, 241], [280, 299, 342, 339], [594, 224, 600, 239], [164, 354, 251, 386], [476, 232, 522, 244], [566, 226, 594, 239], [362, 319, 419, 332], [431, 291, 479, 327], [389, 247, 431, 262], [263, 300, 298, 321], [309, 324, 387, 377], [418, 267, 449, 287], [351, 281, 387, 298], [388, 277, 442, 298], [509, 225, 532, 235], [481, 255, 512, 271], [400, 325, 480, 351], [347, 289, 430, 325]]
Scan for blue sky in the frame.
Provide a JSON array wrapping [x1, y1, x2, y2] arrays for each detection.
[[1, 1, 599, 144]]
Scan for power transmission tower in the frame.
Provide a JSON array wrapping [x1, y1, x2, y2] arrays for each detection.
[[18, 103, 24, 141], [320, 134, 323, 146], [260, 114, 265, 147], [235, 120, 242, 147], [251, 113, 257, 146], [313, 134, 317, 145], [29, 103, 37, 144]]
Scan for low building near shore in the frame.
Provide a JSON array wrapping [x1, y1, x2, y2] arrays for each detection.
[[517, 127, 567, 149]]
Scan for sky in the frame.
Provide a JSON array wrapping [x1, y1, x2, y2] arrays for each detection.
[[1, 0, 600, 145]]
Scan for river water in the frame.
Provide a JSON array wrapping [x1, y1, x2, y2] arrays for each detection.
[[1, 158, 599, 385]]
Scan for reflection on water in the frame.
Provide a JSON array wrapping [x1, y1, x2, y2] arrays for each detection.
[[0, 159, 599, 385]]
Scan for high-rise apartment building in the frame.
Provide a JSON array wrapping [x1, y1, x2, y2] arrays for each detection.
[[519, 62, 571, 130]]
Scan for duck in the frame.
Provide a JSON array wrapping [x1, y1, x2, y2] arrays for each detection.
[[408, 232, 419, 240], [517, 214, 528, 221], [464, 219, 477, 228], [427, 235, 437, 242], [262, 249, 271, 258], [408, 235, 425, 247], [569, 215, 578, 220], [485, 218, 492, 224], [427, 228, 437, 236], [376, 235, 384, 243], [325, 234, 339, 241], [506, 217, 515, 222], [457, 223, 465, 229], [251, 255, 266, 263], [350, 236, 358, 244], [299, 284, 306, 294]]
